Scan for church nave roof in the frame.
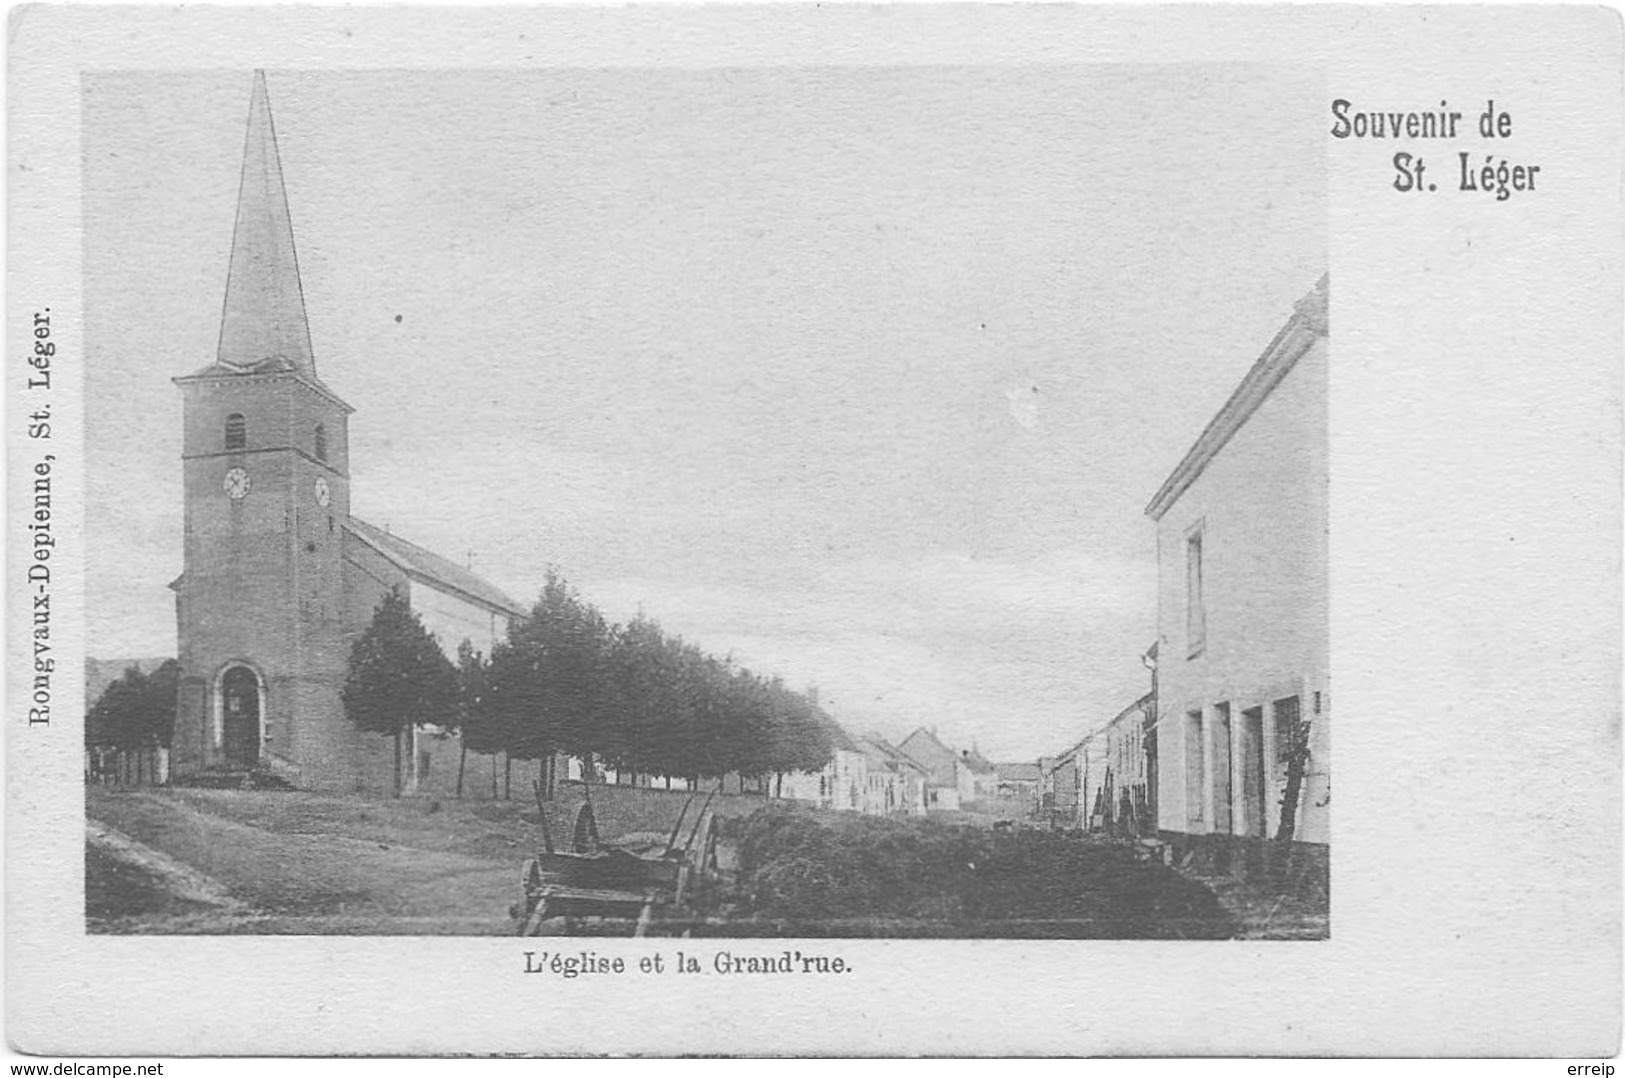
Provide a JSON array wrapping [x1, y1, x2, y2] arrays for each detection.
[[345, 517, 529, 620]]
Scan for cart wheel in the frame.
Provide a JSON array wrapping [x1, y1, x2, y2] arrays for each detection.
[[515, 859, 546, 932], [514, 859, 541, 922], [572, 803, 598, 854]]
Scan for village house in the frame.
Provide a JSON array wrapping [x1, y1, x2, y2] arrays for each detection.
[[993, 761, 1041, 801], [955, 746, 1000, 804], [896, 727, 968, 811], [777, 722, 866, 811], [1073, 693, 1156, 834], [856, 733, 930, 816], [1043, 742, 1084, 829], [773, 767, 826, 807], [1035, 753, 1071, 827], [1144, 275, 1329, 850], [1042, 647, 1157, 831], [777, 728, 926, 816]]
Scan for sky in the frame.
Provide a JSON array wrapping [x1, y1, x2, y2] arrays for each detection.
[[82, 66, 1324, 761]]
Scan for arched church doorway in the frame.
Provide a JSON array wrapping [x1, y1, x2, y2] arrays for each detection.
[[221, 665, 262, 769]]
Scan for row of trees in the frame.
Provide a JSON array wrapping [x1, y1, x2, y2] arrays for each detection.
[[344, 571, 837, 797]]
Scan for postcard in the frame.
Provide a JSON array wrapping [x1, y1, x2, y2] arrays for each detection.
[[7, 3, 1620, 1058]]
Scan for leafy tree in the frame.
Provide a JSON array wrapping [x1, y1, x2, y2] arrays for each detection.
[[599, 614, 654, 779], [453, 639, 493, 798], [342, 589, 459, 796], [86, 660, 179, 752], [494, 569, 613, 797], [608, 614, 695, 787], [775, 689, 835, 775], [87, 666, 144, 750], [667, 638, 711, 785], [446, 567, 842, 798], [142, 660, 180, 749], [711, 662, 761, 781], [484, 639, 534, 799]]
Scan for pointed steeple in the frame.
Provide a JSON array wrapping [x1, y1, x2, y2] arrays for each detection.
[[216, 70, 316, 378]]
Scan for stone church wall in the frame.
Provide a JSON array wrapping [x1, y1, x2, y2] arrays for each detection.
[[412, 582, 509, 661], [342, 537, 407, 639]]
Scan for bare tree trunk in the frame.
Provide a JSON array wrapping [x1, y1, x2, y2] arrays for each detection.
[[393, 730, 403, 797], [457, 742, 467, 798], [1275, 722, 1311, 843], [491, 753, 498, 799], [504, 755, 512, 800]]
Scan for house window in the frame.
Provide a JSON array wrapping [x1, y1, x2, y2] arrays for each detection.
[[314, 423, 328, 462], [1186, 526, 1206, 655], [225, 413, 246, 451]]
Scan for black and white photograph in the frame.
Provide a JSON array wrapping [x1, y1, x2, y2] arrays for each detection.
[[79, 64, 1327, 940], [7, 3, 1619, 1059]]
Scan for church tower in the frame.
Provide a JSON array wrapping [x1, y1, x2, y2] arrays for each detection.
[[170, 72, 361, 789]]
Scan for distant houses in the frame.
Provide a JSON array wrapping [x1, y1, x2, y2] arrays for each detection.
[[956, 746, 1000, 803], [994, 762, 1040, 800], [777, 726, 929, 816], [901, 727, 1005, 811], [856, 733, 930, 816], [1043, 693, 1155, 832], [779, 724, 1024, 817], [895, 728, 961, 810]]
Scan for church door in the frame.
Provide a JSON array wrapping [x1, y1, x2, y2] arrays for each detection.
[[221, 666, 261, 769]]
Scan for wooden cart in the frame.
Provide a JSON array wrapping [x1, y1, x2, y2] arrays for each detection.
[[513, 783, 722, 937]]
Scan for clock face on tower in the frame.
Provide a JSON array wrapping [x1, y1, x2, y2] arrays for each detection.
[[314, 477, 331, 507], [223, 467, 251, 500]]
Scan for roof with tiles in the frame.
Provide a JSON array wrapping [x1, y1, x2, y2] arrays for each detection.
[[345, 517, 528, 619]]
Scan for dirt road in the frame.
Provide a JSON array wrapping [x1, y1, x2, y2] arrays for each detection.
[[86, 787, 526, 934]]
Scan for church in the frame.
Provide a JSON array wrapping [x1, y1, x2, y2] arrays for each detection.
[[169, 72, 529, 793]]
